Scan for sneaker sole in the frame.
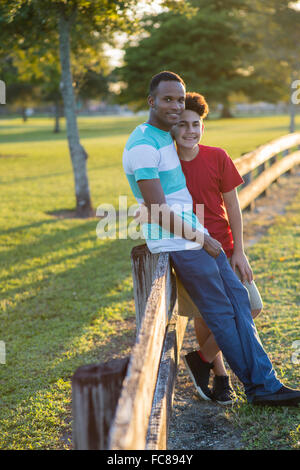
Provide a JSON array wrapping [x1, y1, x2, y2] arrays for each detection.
[[215, 398, 237, 406], [183, 356, 212, 401]]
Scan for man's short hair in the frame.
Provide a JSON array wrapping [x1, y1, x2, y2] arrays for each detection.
[[149, 71, 186, 95], [185, 92, 209, 119]]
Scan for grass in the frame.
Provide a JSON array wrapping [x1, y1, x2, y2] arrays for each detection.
[[0, 113, 299, 450], [228, 191, 300, 449]]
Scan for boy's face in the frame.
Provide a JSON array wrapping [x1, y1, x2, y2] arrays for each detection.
[[148, 80, 185, 131], [172, 109, 203, 149]]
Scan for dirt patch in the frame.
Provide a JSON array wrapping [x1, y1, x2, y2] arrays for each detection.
[[167, 169, 300, 451], [168, 320, 243, 450]]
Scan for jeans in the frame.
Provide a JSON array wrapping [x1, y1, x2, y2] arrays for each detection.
[[170, 249, 282, 401]]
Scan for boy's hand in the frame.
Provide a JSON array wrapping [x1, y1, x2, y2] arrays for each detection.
[[230, 250, 253, 284], [203, 234, 223, 258]]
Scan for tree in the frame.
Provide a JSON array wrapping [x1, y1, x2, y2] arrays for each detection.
[[7, 46, 63, 129], [244, 0, 300, 131], [117, 0, 259, 116], [0, 55, 38, 120], [117, 0, 300, 120], [0, 0, 138, 217]]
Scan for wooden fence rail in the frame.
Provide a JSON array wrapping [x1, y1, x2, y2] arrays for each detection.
[[235, 133, 300, 210], [72, 133, 300, 450]]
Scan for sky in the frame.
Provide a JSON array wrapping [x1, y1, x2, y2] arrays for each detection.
[[104, 0, 164, 67]]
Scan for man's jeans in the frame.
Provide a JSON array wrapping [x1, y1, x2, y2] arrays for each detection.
[[170, 249, 282, 401]]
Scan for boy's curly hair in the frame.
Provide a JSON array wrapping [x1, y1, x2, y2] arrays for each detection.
[[185, 92, 209, 119]]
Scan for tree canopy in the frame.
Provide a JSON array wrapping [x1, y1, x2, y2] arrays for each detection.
[[0, 0, 139, 216], [117, 0, 300, 114]]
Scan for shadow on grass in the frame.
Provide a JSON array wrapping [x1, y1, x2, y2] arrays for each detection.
[[0, 219, 140, 298], [1, 230, 140, 416]]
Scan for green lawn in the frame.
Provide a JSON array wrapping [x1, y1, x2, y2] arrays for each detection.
[[0, 114, 299, 449], [228, 191, 300, 449]]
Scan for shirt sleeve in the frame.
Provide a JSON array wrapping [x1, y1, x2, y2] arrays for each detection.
[[127, 143, 160, 182], [219, 149, 244, 193]]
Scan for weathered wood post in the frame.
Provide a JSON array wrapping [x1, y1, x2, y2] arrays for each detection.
[[242, 171, 255, 211], [257, 162, 267, 197], [131, 244, 160, 335], [72, 357, 129, 450], [283, 148, 295, 175]]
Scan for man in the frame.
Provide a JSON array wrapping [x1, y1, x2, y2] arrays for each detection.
[[123, 70, 300, 406], [172, 92, 263, 404]]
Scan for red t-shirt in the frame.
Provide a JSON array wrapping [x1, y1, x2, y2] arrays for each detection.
[[180, 144, 244, 258]]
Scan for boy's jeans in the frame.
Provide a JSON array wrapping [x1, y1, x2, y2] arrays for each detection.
[[170, 249, 282, 401]]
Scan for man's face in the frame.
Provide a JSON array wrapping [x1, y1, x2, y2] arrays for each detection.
[[148, 81, 185, 131], [172, 109, 203, 149]]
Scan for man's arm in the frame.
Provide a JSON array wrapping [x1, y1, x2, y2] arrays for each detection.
[[138, 179, 222, 257], [222, 188, 253, 282]]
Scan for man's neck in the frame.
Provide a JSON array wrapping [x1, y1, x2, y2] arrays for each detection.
[[147, 113, 171, 132], [177, 144, 199, 162]]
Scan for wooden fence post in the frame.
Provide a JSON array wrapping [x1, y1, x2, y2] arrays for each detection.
[[284, 148, 296, 175], [131, 244, 160, 335], [145, 311, 187, 449], [242, 171, 255, 211], [257, 162, 267, 197], [108, 252, 178, 450], [72, 357, 129, 450]]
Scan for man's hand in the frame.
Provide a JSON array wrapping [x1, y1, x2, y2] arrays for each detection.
[[230, 250, 253, 284], [203, 234, 223, 258]]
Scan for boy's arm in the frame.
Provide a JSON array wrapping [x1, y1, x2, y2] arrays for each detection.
[[222, 188, 253, 283], [138, 179, 222, 258]]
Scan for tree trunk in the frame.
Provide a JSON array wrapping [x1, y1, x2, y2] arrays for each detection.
[[58, 10, 93, 217], [21, 107, 28, 122], [220, 98, 234, 118]]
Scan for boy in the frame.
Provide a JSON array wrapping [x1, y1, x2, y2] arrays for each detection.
[[172, 92, 263, 404]]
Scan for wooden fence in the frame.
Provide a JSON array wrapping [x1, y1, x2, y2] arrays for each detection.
[[72, 133, 300, 450], [235, 133, 300, 210]]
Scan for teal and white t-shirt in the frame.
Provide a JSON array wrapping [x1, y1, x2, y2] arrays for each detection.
[[123, 123, 208, 253]]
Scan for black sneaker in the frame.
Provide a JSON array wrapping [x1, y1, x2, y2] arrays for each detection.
[[183, 351, 214, 401], [211, 375, 237, 405], [252, 385, 300, 406]]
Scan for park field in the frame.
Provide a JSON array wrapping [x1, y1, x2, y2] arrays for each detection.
[[0, 114, 299, 449]]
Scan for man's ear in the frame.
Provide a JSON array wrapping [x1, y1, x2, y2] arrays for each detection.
[[148, 94, 155, 108]]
